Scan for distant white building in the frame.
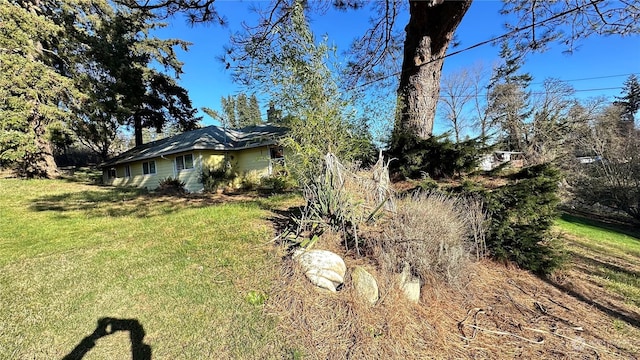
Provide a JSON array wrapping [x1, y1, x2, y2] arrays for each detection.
[[479, 151, 525, 171]]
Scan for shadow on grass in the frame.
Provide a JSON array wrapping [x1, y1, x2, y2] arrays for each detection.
[[560, 213, 640, 240], [29, 186, 234, 218], [543, 276, 640, 329], [62, 317, 151, 360], [570, 251, 640, 282]]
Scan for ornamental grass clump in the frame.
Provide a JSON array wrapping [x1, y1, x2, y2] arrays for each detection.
[[370, 192, 486, 285]]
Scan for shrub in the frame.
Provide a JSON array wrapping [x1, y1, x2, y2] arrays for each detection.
[[483, 163, 565, 274], [260, 173, 297, 192], [369, 192, 485, 284], [240, 172, 261, 191], [200, 164, 237, 193], [388, 132, 487, 180], [157, 177, 186, 195]]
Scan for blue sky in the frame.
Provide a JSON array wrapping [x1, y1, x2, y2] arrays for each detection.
[[154, 0, 640, 129]]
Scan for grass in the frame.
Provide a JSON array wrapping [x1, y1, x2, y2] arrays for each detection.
[[3, 177, 639, 359], [555, 213, 640, 309], [0, 179, 295, 359]]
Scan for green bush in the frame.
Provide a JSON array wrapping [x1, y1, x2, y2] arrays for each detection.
[[200, 164, 237, 193], [388, 132, 487, 180], [157, 177, 186, 195], [259, 163, 297, 192], [482, 163, 565, 274]]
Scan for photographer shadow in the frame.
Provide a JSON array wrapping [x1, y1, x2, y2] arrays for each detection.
[[62, 317, 151, 360]]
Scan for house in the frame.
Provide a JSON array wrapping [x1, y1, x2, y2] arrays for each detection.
[[478, 151, 525, 171], [100, 124, 287, 192]]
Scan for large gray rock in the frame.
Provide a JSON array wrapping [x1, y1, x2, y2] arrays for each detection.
[[351, 266, 379, 305], [294, 249, 346, 292]]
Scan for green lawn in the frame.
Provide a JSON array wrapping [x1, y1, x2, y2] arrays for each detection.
[[0, 179, 293, 359], [556, 213, 640, 308]]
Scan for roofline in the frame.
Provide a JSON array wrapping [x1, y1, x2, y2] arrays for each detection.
[[99, 139, 281, 168]]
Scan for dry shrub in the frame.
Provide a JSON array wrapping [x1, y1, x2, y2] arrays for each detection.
[[369, 192, 485, 285]]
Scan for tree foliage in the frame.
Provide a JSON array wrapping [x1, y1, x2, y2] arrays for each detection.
[[615, 74, 640, 127], [1, 0, 200, 174], [571, 103, 640, 222], [483, 163, 564, 274], [114, 0, 639, 145], [222, 1, 375, 182], [389, 132, 486, 180], [203, 92, 262, 129], [0, 0, 82, 177], [486, 42, 532, 153], [71, 8, 200, 151]]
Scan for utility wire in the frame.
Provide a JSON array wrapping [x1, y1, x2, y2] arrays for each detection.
[[349, 0, 608, 91]]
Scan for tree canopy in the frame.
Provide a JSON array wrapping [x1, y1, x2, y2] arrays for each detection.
[[0, 0, 200, 176], [116, 0, 639, 150]]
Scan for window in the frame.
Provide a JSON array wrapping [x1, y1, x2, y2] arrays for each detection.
[[142, 160, 156, 175], [270, 146, 284, 160], [124, 165, 131, 178], [176, 154, 194, 171], [107, 168, 116, 179]]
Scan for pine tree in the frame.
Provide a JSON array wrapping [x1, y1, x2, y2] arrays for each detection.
[[487, 42, 532, 152], [71, 9, 199, 150], [235, 93, 250, 128], [266, 101, 283, 123], [220, 95, 236, 128], [0, 0, 85, 177], [248, 94, 262, 126], [615, 74, 640, 129]]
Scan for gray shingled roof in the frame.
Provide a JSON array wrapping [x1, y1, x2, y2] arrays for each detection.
[[100, 124, 287, 167]]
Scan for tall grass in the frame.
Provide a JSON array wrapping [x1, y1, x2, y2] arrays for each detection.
[[0, 179, 287, 359]]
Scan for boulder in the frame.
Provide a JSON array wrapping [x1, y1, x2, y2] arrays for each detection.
[[351, 266, 379, 305], [294, 249, 346, 292]]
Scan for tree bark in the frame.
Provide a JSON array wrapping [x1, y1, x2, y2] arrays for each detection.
[[134, 115, 143, 147], [395, 0, 472, 141]]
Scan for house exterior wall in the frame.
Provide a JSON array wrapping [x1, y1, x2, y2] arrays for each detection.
[[102, 146, 276, 192], [103, 157, 175, 190], [235, 147, 272, 178]]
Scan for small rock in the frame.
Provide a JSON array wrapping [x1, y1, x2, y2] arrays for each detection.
[[401, 279, 421, 303], [351, 266, 379, 305], [294, 249, 346, 292], [399, 262, 421, 303]]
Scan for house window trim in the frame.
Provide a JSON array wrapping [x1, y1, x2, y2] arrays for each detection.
[[175, 153, 194, 172], [142, 160, 157, 175]]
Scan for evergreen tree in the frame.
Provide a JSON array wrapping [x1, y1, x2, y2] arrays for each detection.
[[71, 9, 200, 150], [220, 95, 236, 128], [487, 43, 532, 153], [248, 94, 262, 126], [615, 74, 640, 129], [234, 93, 250, 128], [266, 101, 283, 123], [0, 0, 85, 177]]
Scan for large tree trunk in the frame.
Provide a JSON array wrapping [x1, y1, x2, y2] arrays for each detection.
[[25, 116, 59, 179], [394, 0, 472, 142]]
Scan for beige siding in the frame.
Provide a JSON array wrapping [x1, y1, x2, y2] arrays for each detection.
[[103, 158, 174, 190], [236, 147, 271, 178], [102, 146, 276, 192]]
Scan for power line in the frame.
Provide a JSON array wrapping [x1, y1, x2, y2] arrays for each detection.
[[349, 0, 608, 91], [437, 86, 625, 100]]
